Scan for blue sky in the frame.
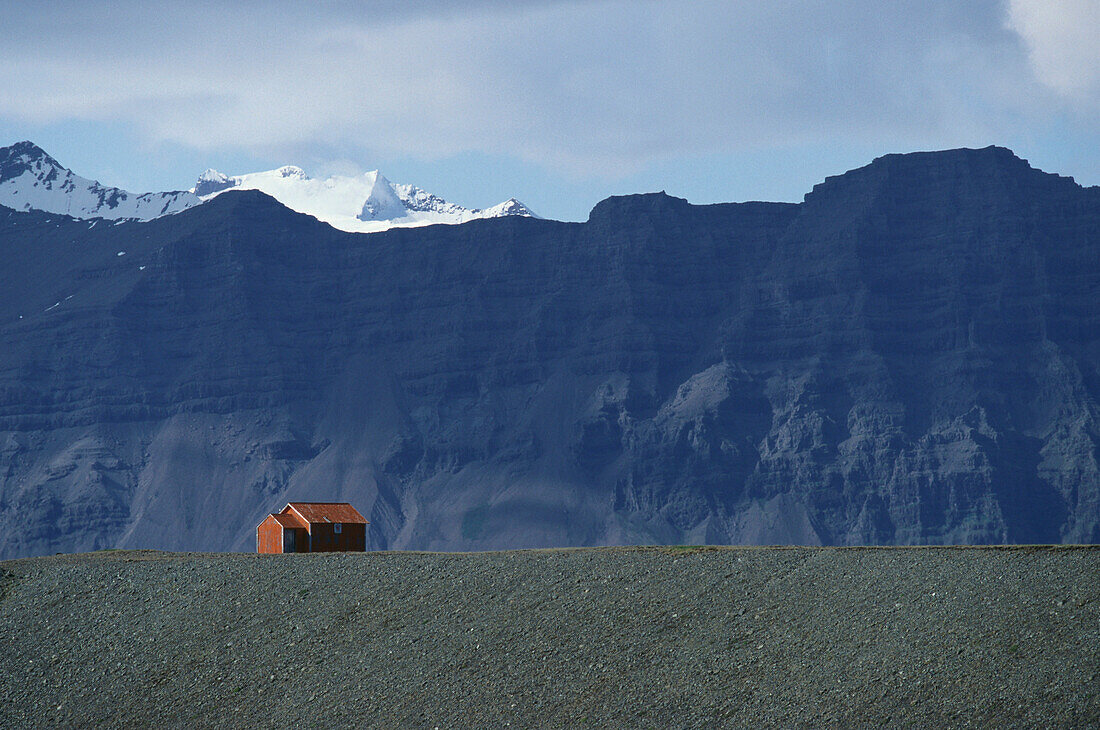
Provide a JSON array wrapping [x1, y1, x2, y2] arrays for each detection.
[[1, 0, 1097, 221]]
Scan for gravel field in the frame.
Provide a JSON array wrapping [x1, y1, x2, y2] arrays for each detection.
[[1, 546, 1097, 728]]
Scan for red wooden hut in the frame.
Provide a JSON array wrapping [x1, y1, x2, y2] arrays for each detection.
[[256, 502, 369, 553]]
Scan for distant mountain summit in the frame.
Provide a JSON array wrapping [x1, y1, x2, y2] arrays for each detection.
[[0, 141, 538, 232], [0, 141, 199, 220], [189, 165, 539, 232]]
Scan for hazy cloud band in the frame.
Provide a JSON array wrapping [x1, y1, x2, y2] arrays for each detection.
[[0, 0, 1096, 178]]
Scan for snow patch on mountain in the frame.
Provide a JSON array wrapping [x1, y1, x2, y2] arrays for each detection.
[[0, 141, 199, 221], [193, 167, 539, 233]]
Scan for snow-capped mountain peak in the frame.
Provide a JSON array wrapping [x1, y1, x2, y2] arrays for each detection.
[[482, 198, 538, 218], [197, 168, 228, 183], [193, 169, 235, 196], [0, 139, 198, 219], [0, 141, 539, 232], [275, 165, 307, 180], [358, 171, 406, 221], [192, 165, 538, 232], [2, 140, 61, 173], [0, 141, 199, 221]]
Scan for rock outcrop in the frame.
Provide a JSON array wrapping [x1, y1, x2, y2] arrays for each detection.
[[0, 146, 1097, 557]]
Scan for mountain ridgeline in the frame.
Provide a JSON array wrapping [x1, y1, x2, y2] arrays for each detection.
[[0, 146, 1097, 557], [0, 141, 536, 233]]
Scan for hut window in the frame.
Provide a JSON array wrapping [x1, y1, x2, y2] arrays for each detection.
[[334, 523, 342, 534]]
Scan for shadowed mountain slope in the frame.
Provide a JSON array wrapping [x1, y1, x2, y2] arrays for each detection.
[[1, 146, 1098, 557]]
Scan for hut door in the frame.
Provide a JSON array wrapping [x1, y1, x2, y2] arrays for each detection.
[[283, 528, 297, 553]]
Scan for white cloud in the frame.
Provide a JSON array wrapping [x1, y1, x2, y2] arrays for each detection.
[[1007, 0, 1100, 101], [0, 1, 1092, 178]]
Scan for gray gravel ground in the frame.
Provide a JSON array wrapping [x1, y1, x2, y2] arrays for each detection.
[[0, 546, 1097, 728]]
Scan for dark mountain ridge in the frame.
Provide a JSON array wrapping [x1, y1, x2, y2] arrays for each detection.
[[1, 146, 1097, 557]]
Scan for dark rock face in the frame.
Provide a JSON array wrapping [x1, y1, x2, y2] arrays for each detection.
[[0, 146, 1097, 557], [0, 141, 58, 178]]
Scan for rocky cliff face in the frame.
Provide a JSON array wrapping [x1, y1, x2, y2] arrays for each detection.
[[0, 146, 1097, 557]]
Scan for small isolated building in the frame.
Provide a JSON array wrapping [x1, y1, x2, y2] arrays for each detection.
[[257, 502, 368, 554]]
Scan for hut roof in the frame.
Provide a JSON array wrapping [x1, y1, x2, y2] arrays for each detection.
[[284, 502, 369, 524]]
